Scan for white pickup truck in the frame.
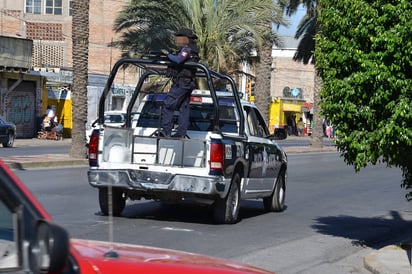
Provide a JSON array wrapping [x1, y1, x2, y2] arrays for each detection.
[[87, 57, 287, 224]]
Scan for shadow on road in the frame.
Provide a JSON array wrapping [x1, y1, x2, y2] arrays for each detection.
[[113, 199, 276, 225], [312, 211, 412, 250]]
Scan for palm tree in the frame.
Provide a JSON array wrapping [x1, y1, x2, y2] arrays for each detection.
[[113, 0, 285, 75], [71, 0, 90, 158], [254, 2, 284, 126], [283, 0, 323, 148]]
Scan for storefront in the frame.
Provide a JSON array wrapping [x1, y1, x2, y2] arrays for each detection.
[[45, 84, 72, 137], [268, 98, 312, 135], [0, 74, 44, 138], [0, 37, 45, 138]]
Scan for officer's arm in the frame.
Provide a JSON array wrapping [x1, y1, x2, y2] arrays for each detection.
[[167, 48, 190, 64]]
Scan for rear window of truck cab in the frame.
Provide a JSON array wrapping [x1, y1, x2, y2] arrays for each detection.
[[136, 92, 239, 133]]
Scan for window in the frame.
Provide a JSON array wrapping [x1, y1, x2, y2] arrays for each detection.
[[0, 201, 18, 268], [45, 0, 62, 15], [69, 0, 73, 16], [246, 107, 268, 137], [26, 0, 41, 14], [253, 108, 269, 137]]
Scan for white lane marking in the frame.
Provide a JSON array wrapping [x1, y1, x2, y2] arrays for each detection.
[[162, 227, 194, 232]]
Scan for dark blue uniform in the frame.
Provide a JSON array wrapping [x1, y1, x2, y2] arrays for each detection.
[[161, 46, 196, 137]]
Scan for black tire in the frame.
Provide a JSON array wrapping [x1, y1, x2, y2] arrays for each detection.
[[213, 173, 241, 224], [3, 132, 14, 148], [98, 187, 126, 216], [263, 171, 286, 212]]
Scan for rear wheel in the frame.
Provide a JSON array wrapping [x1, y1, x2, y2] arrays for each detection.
[[98, 187, 126, 216], [263, 171, 286, 212], [213, 173, 241, 224], [3, 132, 14, 147]]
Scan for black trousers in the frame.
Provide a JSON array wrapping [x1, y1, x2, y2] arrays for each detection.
[[161, 79, 195, 136]]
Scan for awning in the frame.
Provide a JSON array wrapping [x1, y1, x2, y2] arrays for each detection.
[[301, 102, 313, 113]]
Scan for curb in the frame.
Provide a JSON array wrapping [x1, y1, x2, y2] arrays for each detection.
[[5, 159, 88, 170], [364, 245, 412, 274], [3, 153, 88, 170], [283, 146, 337, 154]]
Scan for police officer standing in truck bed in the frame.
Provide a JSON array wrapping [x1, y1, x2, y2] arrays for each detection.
[[160, 28, 200, 138]]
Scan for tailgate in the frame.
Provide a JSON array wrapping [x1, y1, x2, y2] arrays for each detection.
[[132, 136, 207, 167]]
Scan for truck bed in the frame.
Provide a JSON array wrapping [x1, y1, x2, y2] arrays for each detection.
[[101, 127, 209, 168]]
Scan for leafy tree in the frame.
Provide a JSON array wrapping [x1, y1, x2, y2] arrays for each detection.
[[282, 0, 324, 147], [315, 0, 412, 197], [71, 0, 89, 158], [113, 0, 285, 74]]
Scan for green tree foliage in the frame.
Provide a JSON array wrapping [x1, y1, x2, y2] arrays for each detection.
[[315, 0, 412, 197], [282, 0, 317, 65], [113, 0, 285, 74]]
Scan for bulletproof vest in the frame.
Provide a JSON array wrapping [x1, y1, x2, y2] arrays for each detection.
[[168, 46, 199, 80]]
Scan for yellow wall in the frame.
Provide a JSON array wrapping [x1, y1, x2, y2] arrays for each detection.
[[269, 100, 283, 133], [46, 98, 72, 137], [42, 87, 72, 137], [268, 98, 305, 134]]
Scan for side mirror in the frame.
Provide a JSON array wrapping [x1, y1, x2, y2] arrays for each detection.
[[30, 221, 70, 273]]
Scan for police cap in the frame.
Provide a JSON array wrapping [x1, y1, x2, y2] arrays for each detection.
[[175, 28, 198, 39]]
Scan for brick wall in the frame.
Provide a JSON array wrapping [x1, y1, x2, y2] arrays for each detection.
[[26, 22, 64, 41], [1, 0, 127, 74], [88, 0, 126, 75], [272, 55, 315, 103]]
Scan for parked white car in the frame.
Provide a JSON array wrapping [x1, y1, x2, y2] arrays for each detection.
[[86, 111, 126, 143]]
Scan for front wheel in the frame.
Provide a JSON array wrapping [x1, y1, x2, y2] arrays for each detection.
[[3, 132, 15, 147], [98, 187, 126, 216], [213, 173, 241, 224], [263, 170, 286, 212]]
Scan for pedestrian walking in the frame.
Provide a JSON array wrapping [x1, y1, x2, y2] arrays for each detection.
[[297, 118, 304, 136]]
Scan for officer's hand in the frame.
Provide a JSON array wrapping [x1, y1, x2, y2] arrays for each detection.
[[160, 49, 169, 55]]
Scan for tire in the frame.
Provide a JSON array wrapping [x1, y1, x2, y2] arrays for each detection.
[[213, 173, 241, 224], [263, 170, 286, 212], [98, 187, 126, 216], [3, 132, 14, 148]]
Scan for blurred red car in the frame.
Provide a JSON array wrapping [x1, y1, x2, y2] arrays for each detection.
[[0, 160, 273, 274]]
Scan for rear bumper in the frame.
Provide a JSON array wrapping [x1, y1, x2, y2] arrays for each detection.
[[87, 169, 230, 198]]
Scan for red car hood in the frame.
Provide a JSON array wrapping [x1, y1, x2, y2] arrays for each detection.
[[70, 238, 273, 274]]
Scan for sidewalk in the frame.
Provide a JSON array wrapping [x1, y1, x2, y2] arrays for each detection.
[[2, 137, 411, 274], [2, 138, 88, 169]]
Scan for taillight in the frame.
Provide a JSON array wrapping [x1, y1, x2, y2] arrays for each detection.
[[210, 140, 224, 175], [88, 129, 99, 166], [190, 96, 202, 103]]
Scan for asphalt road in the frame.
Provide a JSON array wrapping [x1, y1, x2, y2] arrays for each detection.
[[13, 152, 412, 274]]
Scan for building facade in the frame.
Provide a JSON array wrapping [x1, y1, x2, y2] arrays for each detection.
[[1, 2, 315, 137], [0, 0, 133, 137], [1, 0, 128, 74], [269, 36, 315, 135]]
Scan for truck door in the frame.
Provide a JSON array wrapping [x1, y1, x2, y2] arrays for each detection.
[[245, 106, 281, 192]]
